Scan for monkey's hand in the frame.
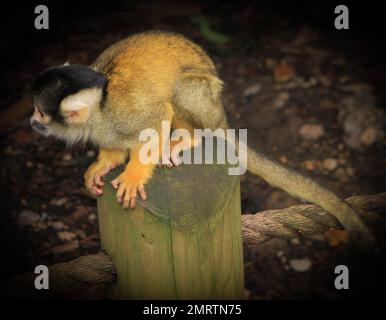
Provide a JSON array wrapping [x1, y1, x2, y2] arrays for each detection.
[[84, 149, 127, 196], [111, 170, 149, 209], [84, 161, 119, 196]]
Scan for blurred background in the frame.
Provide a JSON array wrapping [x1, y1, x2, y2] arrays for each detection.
[[0, 0, 385, 299]]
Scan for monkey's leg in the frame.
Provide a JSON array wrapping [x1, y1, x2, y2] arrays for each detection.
[[160, 117, 201, 167], [173, 68, 228, 130], [111, 102, 174, 208], [84, 149, 127, 196], [111, 144, 157, 209]]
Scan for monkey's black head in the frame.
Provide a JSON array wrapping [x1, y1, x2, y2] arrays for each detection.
[[30, 64, 108, 142]]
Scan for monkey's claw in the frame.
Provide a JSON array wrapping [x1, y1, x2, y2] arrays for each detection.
[[159, 152, 182, 167], [111, 174, 147, 209]]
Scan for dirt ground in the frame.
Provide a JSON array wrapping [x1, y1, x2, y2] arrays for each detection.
[[0, 1, 385, 299]]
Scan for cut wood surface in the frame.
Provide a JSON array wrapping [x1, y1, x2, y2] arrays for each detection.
[[98, 161, 245, 299]]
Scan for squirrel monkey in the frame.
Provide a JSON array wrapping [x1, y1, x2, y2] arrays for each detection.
[[31, 31, 373, 246]]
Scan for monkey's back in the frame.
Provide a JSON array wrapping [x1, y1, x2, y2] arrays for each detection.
[[91, 31, 216, 104]]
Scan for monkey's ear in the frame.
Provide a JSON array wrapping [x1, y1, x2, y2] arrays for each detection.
[[60, 88, 102, 124]]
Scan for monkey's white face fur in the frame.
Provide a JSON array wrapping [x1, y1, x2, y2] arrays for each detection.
[[31, 87, 104, 146]]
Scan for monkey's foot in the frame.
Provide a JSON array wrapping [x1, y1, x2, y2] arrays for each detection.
[[111, 173, 147, 209], [84, 162, 119, 196], [159, 151, 182, 167]]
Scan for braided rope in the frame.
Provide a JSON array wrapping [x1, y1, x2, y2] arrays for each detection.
[[7, 193, 386, 299], [242, 193, 386, 245]]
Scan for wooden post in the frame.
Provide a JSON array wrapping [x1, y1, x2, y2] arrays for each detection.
[[97, 151, 244, 299]]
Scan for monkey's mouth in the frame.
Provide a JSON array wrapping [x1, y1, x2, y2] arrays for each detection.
[[30, 119, 50, 137]]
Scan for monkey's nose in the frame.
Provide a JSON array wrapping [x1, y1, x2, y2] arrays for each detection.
[[30, 119, 48, 132]]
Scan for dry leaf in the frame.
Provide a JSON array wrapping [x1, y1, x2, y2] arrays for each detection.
[[274, 62, 295, 83], [304, 160, 316, 171], [324, 229, 349, 247], [323, 158, 338, 171], [57, 231, 77, 242]]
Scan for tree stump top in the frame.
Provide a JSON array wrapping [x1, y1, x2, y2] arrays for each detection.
[[104, 162, 239, 230]]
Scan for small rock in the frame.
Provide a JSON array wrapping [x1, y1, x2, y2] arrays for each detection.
[[281, 256, 287, 264], [291, 238, 300, 245], [26, 161, 34, 168], [304, 159, 316, 171], [299, 124, 324, 140], [323, 158, 338, 171], [243, 83, 262, 97], [17, 210, 41, 226], [51, 221, 65, 230], [88, 213, 97, 221], [274, 92, 290, 108], [57, 231, 77, 242], [338, 94, 385, 150], [289, 258, 312, 272], [51, 197, 69, 206], [360, 128, 377, 146], [276, 250, 284, 258], [62, 153, 72, 161], [278, 155, 288, 164]]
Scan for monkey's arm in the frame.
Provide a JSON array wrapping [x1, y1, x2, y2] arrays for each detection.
[[84, 149, 127, 196]]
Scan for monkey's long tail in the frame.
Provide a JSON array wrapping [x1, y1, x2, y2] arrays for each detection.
[[243, 145, 376, 250]]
